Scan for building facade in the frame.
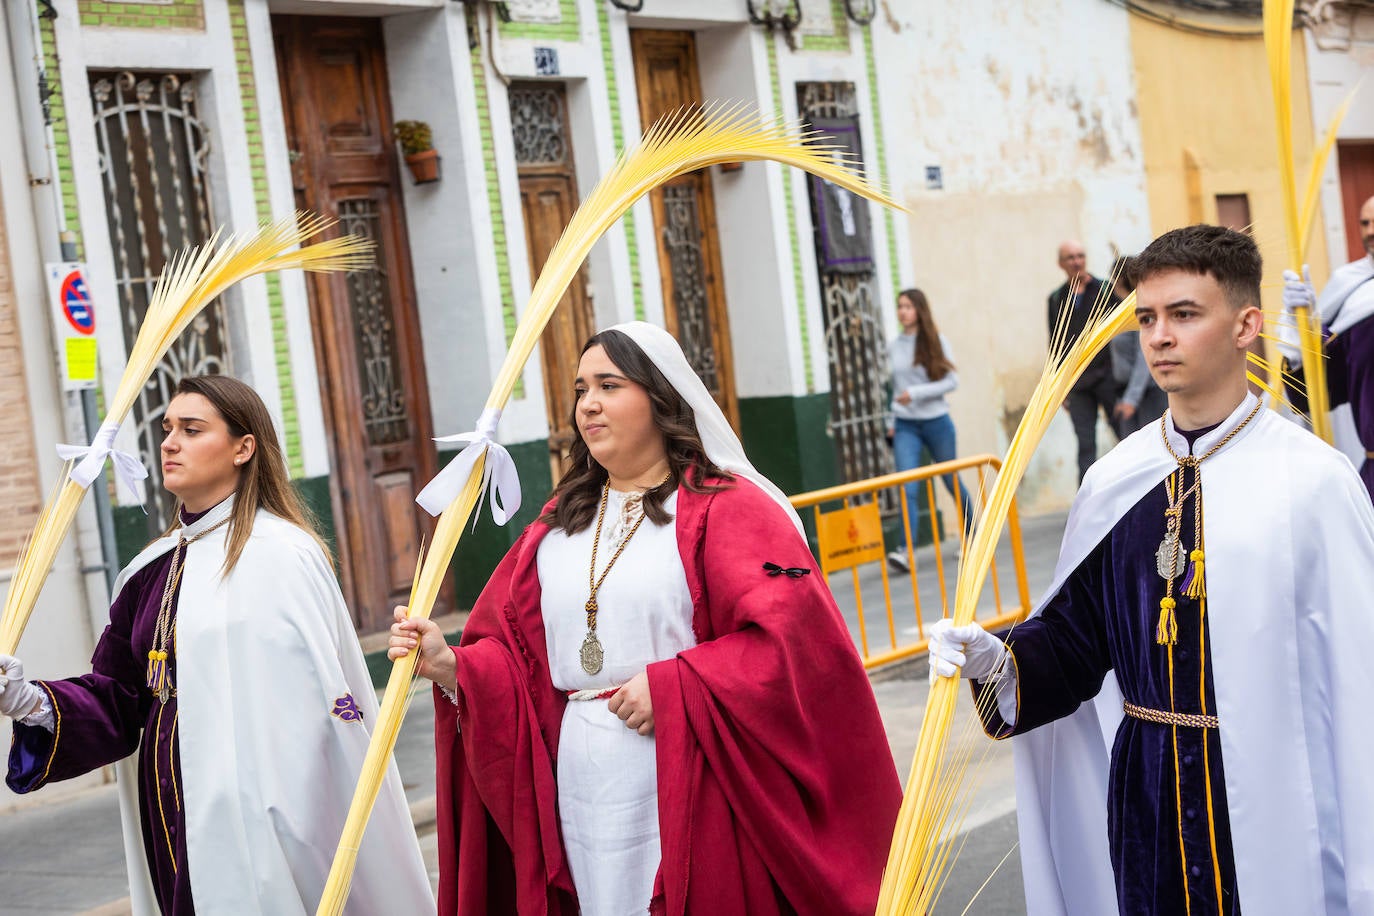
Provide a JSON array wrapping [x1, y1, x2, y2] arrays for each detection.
[[3, 0, 924, 814], [5, 0, 1372, 811]]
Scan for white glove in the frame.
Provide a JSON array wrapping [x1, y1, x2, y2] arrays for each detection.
[[1277, 267, 1315, 365], [1281, 266, 1316, 314], [927, 619, 1007, 681], [927, 621, 1019, 725], [0, 654, 45, 720]]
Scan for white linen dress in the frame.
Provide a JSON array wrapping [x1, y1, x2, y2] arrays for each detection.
[[536, 488, 696, 916]]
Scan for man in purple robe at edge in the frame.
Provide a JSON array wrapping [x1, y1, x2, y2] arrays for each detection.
[[929, 225, 1374, 915], [0, 376, 430, 916], [1280, 192, 1374, 502]]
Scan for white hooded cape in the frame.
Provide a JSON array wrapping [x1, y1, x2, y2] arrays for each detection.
[[1320, 254, 1374, 337], [1011, 394, 1374, 915], [111, 499, 432, 916], [1317, 254, 1374, 463]]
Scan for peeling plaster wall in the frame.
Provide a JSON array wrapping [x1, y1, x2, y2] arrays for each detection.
[[872, 0, 1152, 514]]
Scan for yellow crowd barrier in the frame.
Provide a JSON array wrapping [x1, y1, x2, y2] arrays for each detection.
[[789, 454, 1032, 669]]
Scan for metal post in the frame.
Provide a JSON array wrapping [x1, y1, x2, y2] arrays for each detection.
[[58, 228, 118, 593]]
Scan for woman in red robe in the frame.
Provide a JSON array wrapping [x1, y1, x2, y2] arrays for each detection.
[[392, 322, 901, 915]]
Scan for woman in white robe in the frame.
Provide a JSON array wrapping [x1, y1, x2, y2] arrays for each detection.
[[1, 375, 432, 916]]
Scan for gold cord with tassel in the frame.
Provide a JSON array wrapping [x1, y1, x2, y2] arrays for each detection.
[[1155, 403, 1261, 644], [1156, 596, 1179, 646], [1155, 469, 1194, 647]]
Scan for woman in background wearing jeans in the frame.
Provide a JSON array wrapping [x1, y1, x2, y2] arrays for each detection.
[[886, 288, 975, 571]]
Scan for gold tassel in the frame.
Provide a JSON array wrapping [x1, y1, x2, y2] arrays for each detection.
[[1183, 549, 1206, 599], [1156, 596, 1178, 646], [146, 649, 170, 695]]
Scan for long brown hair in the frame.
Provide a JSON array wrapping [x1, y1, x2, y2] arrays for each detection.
[[899, 288, 954, 381], [165, 375, 329, 574], [539, 329, 733, 534]]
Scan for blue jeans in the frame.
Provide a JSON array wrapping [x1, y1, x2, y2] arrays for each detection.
[[892, 414, 975, 542]]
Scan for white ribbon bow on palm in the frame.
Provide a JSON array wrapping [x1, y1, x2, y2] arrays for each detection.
[[57, 418, 149, 505], [415, 408, 522, 524]]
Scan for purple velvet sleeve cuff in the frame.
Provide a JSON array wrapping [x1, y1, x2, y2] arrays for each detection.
[[7, 683, 61, 793], [970, 650, 1019, 739]]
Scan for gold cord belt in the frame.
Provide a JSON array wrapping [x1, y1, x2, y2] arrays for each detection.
[[1123, 701, 1218, 729], [1365, 451, 1373, 460]]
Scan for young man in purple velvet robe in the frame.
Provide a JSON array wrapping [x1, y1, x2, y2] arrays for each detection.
[[931, 225, 1374, 915], [0, 376, 430, 916], [1281, 193, 1374, 502]]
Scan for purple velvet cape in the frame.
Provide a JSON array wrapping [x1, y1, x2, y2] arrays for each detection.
[[7, 511, 207, 916], [976, 473, 1241, 915]]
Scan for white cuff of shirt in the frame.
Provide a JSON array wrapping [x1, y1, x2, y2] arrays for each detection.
[[993, 672, 1018, 726], [18, 691, 55, 732], [981, 650, 1018, 727]]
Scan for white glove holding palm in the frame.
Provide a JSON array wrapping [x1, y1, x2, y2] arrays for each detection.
[[927, 619, 1007, 681], [1277, 266, 1316, 364], [0, 654, 44, 720]]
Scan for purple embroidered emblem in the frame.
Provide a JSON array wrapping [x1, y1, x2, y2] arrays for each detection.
[[331, 693, 363, 722]]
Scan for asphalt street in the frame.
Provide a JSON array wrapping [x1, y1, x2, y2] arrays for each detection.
[[0, 509, 1069, 916]]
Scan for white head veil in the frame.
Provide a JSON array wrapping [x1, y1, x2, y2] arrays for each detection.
[[606, 321, 806, 539]]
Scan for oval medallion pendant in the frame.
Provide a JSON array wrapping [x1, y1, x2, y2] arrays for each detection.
[[580, 632, 604, 675], [1155, 534, 1185, 580]]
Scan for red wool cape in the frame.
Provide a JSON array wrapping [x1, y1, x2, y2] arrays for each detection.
[[433, 477, 902, 915]]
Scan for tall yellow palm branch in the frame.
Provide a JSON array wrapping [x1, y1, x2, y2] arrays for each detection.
[[1263, 0, 1351, 442], [877, 280, 1136, 914], [314, 102, 903, 915], [0, 214, 371, 655]]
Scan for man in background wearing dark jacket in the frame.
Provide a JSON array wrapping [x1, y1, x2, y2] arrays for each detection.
[[1049, 240, 1118, 482]]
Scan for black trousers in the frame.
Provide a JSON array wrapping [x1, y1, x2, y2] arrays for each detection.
[[1067, 375, 1120, 482]]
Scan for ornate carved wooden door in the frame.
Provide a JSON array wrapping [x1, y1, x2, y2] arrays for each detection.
[[510, 83, 595, 480], [629, 30, 738, 428], [273, 16, 444, 633]]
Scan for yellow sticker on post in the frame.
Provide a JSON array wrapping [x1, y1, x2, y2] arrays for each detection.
[[65, 337, 98, 383], [816, 501, 885, 575]]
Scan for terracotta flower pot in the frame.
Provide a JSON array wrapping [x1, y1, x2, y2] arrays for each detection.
[[404, 149, 441, 184]]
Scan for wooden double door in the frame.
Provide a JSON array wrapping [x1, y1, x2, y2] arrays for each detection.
[[273, 16, 446, 633], [630, 29, 738, 428]]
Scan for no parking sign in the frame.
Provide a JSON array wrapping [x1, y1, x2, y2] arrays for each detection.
[[47, 262, 100, 390]]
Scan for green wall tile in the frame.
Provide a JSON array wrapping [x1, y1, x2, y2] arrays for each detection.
[[497, 0, 579, 41], [79, 0, 204, 30], [801, 0, 850, 52]]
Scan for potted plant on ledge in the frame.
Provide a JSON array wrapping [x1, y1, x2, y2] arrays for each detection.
[[395, 120, 440, 184]]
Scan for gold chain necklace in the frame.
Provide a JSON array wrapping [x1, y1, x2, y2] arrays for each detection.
[[147, 515, 231, 703], [579, 476, 668, 675], [1152, 400, 1262, 645]]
